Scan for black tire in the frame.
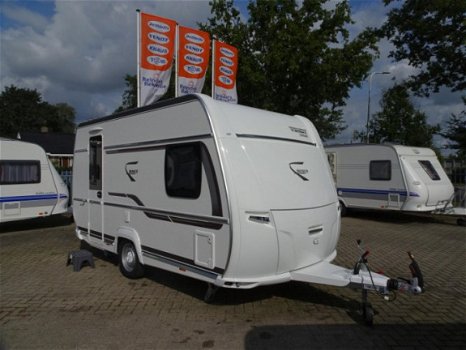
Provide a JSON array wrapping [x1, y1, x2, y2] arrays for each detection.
[[118, 240, 144, 279], [340, 201, 347, 217], [457, 218, 466, 227]]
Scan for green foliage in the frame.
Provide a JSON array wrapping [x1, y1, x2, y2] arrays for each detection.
[[381, 0, 466, 96], [200, 0, 379, 139], [358, 84, 439, 147], [0, 85, 75, 138], [441, 98, 466, 159], [51, 103, 76, 133], [114, 74, 137, 112], [115, 70, 178, 113]]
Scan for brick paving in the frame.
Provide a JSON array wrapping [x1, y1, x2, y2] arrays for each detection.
[[0, 212, 465, 349]]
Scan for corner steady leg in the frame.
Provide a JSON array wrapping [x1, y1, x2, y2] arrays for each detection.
[[361, 288, 374, 326], [204, 283, 218, 303]]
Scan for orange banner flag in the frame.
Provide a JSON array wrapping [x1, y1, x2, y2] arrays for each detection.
[[138, 12, 176, 106], [213, 40, 238, 104], [177, 26, 210, 96]]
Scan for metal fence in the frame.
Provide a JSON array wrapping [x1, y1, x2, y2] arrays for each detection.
[[443, 160, 466, 185], [60, 170, 73, 202], [452, 187, 466, 208]]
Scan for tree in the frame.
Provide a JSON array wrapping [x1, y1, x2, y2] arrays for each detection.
[[441, 98, 466, 159], [0, 85, 75, 138], [356, 84, 439, 147], [52, 103, 76, 133], [115, 74, 137, 113], [380, 0, 466, 96], [201, 0, 379, 139], [115, 71, 177, 113]]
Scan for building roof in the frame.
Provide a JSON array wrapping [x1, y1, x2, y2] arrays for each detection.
[[18, 131, 75, 155]]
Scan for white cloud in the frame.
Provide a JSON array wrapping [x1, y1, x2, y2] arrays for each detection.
[[1, 4, 49, 32], [1, 0, 462, 154], [329, 1, 464, 154], [1, 0, 212, 120]]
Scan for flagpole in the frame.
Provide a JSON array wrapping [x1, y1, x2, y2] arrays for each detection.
[[175, 24, 179, 98], [136, 9, 141, 107], [211, 39, 215, 98]]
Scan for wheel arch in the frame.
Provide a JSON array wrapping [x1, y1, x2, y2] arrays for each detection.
[[338, 198, 348, 216], [117, 226, 144, 264]]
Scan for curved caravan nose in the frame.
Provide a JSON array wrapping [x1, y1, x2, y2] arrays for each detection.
[[49, 160, 70, 214], [272, 202, 341, 274]]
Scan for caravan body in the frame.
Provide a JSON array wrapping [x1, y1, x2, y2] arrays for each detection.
[[73, 94, 342, 289], [0, 138, 69, 223], [325, 144, 454, 213]]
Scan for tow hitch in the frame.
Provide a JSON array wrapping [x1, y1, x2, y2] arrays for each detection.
[[352, 240, 424, 325]]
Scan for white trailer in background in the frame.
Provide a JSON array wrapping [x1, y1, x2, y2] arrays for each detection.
[[325, 144, 454, 215], [73, 94, 422, 325], [0, 138, 69, 223]]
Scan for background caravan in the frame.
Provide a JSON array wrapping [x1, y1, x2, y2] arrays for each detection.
[[73, 94, 422, 323], [0, 138, 69, 223], [325, 144, 454, 215]]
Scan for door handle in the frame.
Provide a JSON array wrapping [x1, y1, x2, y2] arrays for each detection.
[[97, 191, 102, 199]]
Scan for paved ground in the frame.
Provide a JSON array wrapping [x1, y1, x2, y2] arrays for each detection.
[[0, 211, 465, 349]]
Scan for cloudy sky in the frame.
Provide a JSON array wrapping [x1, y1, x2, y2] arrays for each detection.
[[0, 0, 463, 153]]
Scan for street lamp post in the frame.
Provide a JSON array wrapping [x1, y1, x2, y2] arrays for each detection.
[[366, 71, 390, 143]]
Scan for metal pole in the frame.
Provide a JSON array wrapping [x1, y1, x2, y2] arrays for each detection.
[[136, 9, 141, 108], [365, 71, 390, 143], [211, 39, 216, 98], [175, 24, 179, 98]]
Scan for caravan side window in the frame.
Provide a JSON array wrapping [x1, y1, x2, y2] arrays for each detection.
[[89, 136, 102, 190], [0, 160, 40, 185], [165, 143, 201, 199], [418, 160, 440, 181], [370, 160, 391, 181]]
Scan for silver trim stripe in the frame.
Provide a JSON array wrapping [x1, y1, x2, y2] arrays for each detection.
[[142, 248, 220, 280], [236, 134, 317, 146], [105, 134, 212, 154], [106, 201, 229, 226]]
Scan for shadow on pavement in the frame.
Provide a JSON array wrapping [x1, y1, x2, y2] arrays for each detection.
[[0, 214, 73, 234], [345, 209, 458, 226], [134, 264, 366, 325], [244, 323, 465, 349], [79, 242, 371, 326]]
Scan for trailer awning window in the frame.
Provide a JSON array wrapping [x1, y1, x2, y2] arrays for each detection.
[[418, 160, 440, 181], [369, 160, 391, 181], [0, 160, 40, 185], [165, 143, 201, 199]]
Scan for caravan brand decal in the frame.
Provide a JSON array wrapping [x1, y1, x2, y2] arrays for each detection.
[[289, 126, 308, 138], [289, 162, 309, 181], [125, 161, 139, 182]]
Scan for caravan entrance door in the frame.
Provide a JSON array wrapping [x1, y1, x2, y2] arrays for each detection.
[[89, 135, 104, 243]]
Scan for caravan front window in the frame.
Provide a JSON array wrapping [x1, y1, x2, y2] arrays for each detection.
[[370, 160, 391, 181], [0, 160, 40, 185], [165, 143, 201, 199], [418, 160, 440, 181]]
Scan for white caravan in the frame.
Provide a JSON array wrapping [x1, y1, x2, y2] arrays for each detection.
[[325, 144, 454, 214], [73, 95, 421, 323], [0, 138, 69, 223]]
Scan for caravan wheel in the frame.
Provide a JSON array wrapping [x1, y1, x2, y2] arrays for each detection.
[[119, 240, 144, 279]]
